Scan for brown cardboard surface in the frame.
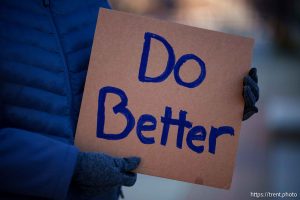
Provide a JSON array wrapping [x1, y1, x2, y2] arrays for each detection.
[[75, 8, 254, 189]]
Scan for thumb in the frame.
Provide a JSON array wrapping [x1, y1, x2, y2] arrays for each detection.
[[123, 157, 141, 171], [114, 157, 141, 172]]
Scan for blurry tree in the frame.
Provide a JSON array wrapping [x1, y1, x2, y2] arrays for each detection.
[[249, 0, 300, 52]]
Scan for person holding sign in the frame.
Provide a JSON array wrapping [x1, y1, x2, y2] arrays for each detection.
[[0, 1, 259, 200]]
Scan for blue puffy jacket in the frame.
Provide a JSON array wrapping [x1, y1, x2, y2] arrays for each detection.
[[0, 0, 120, 199]]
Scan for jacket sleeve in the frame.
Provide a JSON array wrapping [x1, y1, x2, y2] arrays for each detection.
[[0, 128, 78, 200]]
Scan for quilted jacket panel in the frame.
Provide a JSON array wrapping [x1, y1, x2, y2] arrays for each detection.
[[0, 0, 119, 199]]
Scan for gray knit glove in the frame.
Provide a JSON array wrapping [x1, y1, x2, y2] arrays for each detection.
[[72, 152, 140, 195]]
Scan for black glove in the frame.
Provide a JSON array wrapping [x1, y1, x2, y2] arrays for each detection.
[[243, 68, 259, 121], [72, 152, 140, 196]]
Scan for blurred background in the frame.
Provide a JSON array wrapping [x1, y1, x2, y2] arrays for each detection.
[[109, 0, 300, 199]]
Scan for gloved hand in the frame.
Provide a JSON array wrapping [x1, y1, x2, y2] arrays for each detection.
[[243, 68, 259, 121], [72, 152, 140, 196]]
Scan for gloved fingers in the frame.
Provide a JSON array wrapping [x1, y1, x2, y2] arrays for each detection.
[[242, 68, 259, 121], [242, 106, 258, 121], [243, 85, 256, 108], [114, 157, 141, 172], [243, 75, 259, 101], [104, 167, 125, 186], [114, 157, 140, 186], [113, 158, 124, 169], [121, 172, 137, 187], [248, 68, 258, 83], [123, 157, 141, 171]]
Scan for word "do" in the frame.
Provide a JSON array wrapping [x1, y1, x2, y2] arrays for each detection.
[[138, 32, 206, 88]]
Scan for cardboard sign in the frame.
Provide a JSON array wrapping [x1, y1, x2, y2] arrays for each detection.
[[75, 8, 254, 189]]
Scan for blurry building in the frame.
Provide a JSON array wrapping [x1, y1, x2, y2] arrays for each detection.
[[109, 0, 300, 199]]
